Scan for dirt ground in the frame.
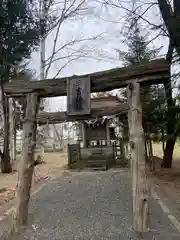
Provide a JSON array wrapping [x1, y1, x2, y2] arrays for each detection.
[[0, 152, 68, 206], [149, 143, 180, 204], [1, 143, 180, 214], [149, 158, 180, 200]]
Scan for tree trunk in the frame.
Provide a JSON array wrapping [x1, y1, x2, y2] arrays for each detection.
[[14, 128, 16, 161], [119, 139, 125, 158], [161, 127, 165, 154], [9, 98, 16, 162], [162, 141, 165, 154], [12, 93, 39, 232], [1, 86, 12, 173], [52, 124, 63, 147], [146, 137, 154, 170], [127, 82, 149, 233], [161, 138, 176, 168], [160, 36, 175, 168], [144, 139, 148, 163], [162, 78, 175, 168], [148, 139, 153, 158], [158, 0, 180, 56], [37, 0, 48, 163], [145, 125, 154, 170]]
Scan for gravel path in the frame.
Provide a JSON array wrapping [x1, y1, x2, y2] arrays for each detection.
[[8, 169, 180, 239]]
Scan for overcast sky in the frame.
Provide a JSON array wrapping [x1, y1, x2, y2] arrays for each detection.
[[28, 1, 169, 112]]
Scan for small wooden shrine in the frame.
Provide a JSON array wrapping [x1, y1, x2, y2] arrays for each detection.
[[67, 116, 118, 170], [81, 117, 116, 147], [79, 117, 116, 170]]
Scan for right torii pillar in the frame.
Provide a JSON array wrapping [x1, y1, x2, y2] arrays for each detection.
[[127, 81, 150, 233]]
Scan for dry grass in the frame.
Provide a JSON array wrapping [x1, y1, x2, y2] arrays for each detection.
[[149, 142, 180, 206], [153, 142, 180, 160], [0, 152, 68, 206]]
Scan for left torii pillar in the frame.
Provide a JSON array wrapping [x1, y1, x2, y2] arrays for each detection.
[[13, 93, 39, 232]]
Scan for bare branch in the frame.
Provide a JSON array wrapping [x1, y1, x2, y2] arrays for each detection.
[[45, 33, 103, 77], [42, 0, 100, 78], [53, 55, 82, 79], [157, 0, 180, 56], [166, 38, 174, 64], [46, 0, 88, 35], [108, 1, 167, 33], [45, 21, 63, 77]]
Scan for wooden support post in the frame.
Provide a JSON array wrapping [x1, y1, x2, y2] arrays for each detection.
[[81, 122, 87, 148], [12, 93, 39, 232], [127, 81, 149, 233], [106, 120, 110, 146]]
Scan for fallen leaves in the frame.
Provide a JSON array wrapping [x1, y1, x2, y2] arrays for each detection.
[[0, 152, 67, 206]]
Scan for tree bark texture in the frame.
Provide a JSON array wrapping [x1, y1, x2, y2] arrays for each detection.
[[12, 93, 39, 232], [144, 140, 148, 163], [14, 128, 17, 161], [162, 76, 175, 168], [161, 138, 175, 168], [148, 139, 154, 170], [9, 97, 16, 162], [127, 81, 149, 233], [1, 86, 12, 173], [161, 127, 165, 154], [119, 139, 125, 158], [158, 0, 180, 56], [145, 123, 154, 170]]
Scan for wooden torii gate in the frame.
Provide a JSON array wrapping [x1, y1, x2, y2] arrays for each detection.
[[4, 58, 170, 232]]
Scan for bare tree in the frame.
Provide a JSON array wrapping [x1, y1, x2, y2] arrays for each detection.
[[52, 123, 64, 148], [37, 0, 104, 80]]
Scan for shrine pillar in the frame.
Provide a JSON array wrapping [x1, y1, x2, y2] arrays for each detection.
[[81, 121, 87, 148], [106, 120, 111, 146]]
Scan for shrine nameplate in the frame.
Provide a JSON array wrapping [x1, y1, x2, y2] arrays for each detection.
[[67, 77, 91, 115]]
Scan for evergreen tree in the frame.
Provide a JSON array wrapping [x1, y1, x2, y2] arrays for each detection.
[[116, 22, 159, 66], [116, 17, 166, 163], [0, 0, 42, 173], [117, 19, 162, 106]]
